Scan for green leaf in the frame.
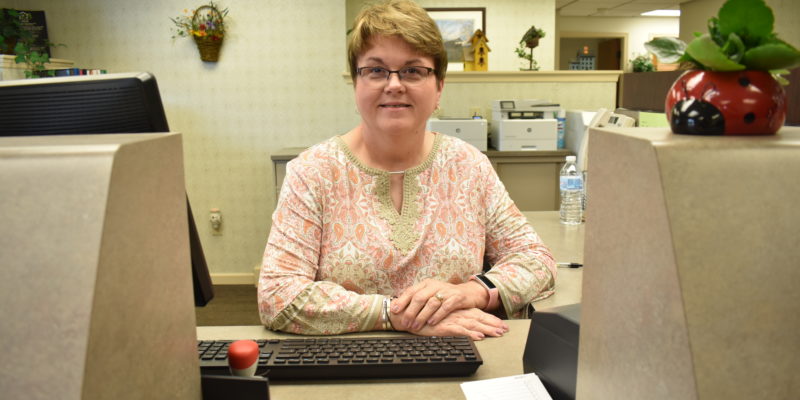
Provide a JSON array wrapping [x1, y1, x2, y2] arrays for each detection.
[[717, 0, 773, 46], [771, 69, 790, 86], [708, 17, 723, 46], [772, 74, 789, 86], [742, 42, 800, 70], [13, 41, 27, 55], [686, 34, 746, 71], [644, 37, 687, 64], [720, 32, 745, 62]]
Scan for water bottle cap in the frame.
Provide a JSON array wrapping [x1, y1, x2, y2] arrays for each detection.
[[566, 155, 576, 162]]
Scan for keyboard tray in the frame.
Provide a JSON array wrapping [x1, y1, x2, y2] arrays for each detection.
[[198, 336, 483, 380]]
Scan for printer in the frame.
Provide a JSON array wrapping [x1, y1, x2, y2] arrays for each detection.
[[427, 117, 488, 151], [490, 99, 560, 151]]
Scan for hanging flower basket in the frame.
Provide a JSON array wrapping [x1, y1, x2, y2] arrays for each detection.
[[191, 5, 224, 62], [170, 2, 229, 62], [193, 35, 222, 62]]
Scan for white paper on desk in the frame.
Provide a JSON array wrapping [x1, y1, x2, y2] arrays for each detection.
[[460, 373, 553, 400]]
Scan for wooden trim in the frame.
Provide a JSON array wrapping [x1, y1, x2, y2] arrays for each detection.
[[211, 272, 256, 285], [1, 54, 74, 69]]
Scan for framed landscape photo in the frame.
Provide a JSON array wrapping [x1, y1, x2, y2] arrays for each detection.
[[425, 7, 485, 71]]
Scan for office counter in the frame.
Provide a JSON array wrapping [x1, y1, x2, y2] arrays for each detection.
[[197, 211, 583, 399], [523, 211, 584, 310]]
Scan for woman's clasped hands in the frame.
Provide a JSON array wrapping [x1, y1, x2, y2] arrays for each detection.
[[388, 279, 509, 340]]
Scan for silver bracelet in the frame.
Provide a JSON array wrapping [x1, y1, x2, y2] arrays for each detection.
[[382, 296, 394, 331]]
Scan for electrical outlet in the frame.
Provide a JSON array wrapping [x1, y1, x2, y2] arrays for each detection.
[[210, 208, 222, 235]]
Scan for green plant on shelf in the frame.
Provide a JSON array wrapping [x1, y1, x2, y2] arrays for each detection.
[[1, 8, 64, 78], [630, 54, 655, 72], [516, 25, 545, 71]]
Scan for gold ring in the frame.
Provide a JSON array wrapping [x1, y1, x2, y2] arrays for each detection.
[[435, 292, 445, 301]]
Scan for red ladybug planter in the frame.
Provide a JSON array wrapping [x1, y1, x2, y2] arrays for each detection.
[[665, 70, 787, 135]]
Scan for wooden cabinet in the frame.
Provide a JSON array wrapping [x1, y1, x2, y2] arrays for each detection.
[[485, 149, 571, 211], [271, 148, 571, 212]]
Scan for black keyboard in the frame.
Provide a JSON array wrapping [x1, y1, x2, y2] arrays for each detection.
[[198, 336, 483, 380]]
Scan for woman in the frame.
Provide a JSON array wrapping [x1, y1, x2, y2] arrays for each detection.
[[258, 0, 556, 340]]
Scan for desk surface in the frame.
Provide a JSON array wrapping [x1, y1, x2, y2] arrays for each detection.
[[197, 211, 583, 399]]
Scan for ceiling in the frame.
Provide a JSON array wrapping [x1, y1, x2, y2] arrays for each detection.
[[556, 0, 691, 17]]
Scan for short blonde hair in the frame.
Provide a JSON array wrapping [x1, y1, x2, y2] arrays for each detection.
[[347, 0, 447, 84]]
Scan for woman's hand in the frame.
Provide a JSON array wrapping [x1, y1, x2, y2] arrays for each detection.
[[391, 278, 490, 331], [392, 308, 508, 341]]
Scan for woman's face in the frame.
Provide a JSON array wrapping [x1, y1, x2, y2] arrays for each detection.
[[354, 35, 443, 137]]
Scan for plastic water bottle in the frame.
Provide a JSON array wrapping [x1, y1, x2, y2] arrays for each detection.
[[560, 155, 583, 225]]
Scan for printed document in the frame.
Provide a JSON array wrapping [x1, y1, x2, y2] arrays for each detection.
[[460, 373, 553, 400]]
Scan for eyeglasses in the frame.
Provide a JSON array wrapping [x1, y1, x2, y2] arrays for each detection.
[[356, 66, 435, 86]]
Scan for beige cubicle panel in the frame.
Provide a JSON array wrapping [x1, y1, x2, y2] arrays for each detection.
[[0, 133, 201, 400], [577, 127, 800, 400]]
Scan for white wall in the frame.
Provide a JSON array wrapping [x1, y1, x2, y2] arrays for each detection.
[[2, 0, 356, 282], [2, 0, 592, 282], [347, 0, 557, 71]]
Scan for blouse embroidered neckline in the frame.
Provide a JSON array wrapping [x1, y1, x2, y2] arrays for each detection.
[[334, 134, 443, 253]]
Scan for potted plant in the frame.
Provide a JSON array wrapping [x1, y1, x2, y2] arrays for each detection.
[[0, 8, 24, 54], [630, 54, 655, 72], [645, 0, 800, 135], [515, 26, 545, 71], [1, 8, 62, 78], [170, 1, 229, 62]]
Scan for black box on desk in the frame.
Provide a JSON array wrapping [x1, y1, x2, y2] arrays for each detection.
[[201, 375, 269, 400], [523, 303, 580, 400]]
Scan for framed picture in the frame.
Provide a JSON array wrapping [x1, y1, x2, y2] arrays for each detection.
[[425, 7, 485, 71]]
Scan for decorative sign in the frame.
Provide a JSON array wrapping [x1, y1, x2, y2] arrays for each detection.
[[7, 9, 51, 57]]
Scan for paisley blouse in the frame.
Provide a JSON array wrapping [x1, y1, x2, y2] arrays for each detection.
[[258, 133, 556, 334]]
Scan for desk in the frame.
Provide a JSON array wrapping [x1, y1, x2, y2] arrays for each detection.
[[197, 211, 583, 399], [523, 211, 583, 310]]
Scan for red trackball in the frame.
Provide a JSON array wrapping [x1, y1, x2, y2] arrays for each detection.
[[228, 340, 259, 370]]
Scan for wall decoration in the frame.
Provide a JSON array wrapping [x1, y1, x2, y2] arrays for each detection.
[[463, 29, 490, 71], [1, 8, 63, 78], [515, 25, 545, 71], [170, 1, 229, 62], [425, 8, 485, 71], [0, 9, 50, 56]]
